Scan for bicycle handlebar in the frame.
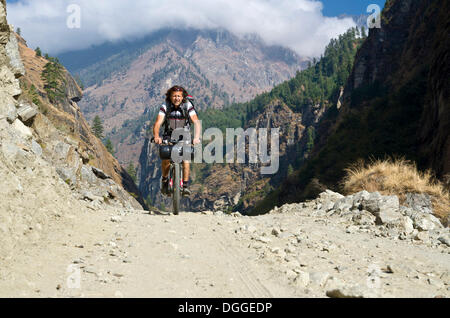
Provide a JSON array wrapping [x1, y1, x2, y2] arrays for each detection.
[[150, 137, 194, 146]]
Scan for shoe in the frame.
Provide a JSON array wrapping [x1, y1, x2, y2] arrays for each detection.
[[161, 177, 169, 195], [182, 184, 191, 196]]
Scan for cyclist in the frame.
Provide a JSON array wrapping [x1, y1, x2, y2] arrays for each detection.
[[152, 86, 201, 196]]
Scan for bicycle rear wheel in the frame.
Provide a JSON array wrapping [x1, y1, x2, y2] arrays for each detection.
[[172, 162, 181, 215]]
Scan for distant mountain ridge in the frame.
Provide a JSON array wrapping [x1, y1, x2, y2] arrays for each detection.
[[60, 27, 309, 168], [138, 28, 364, 213]]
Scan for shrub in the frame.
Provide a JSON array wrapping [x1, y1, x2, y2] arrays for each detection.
[[342, 157, 450, 223]]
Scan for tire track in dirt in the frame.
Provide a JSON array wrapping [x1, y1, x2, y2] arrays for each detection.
[[211, 224, 273, 298]]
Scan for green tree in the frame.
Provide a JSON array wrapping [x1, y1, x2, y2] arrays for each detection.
[[35, 47, 42, 57], [126, 162, 137, 184], [306, 127, 316, 153], [92, 115, 104, 139], [361, 26, 367, 38], [104, 138, 115, 155], [16, 27, 21, 36], [41, 58, 65, 103], [287, 164, 294, 176]]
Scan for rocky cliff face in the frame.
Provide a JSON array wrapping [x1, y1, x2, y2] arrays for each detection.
[[14, 31, 147, 209], [0, 0, 147, 256], [139, 99, 309, 213], [342, 0, 449, 180], [259, 0, 449, 215]]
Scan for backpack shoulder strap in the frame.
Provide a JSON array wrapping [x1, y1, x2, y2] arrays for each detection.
[[182, 102, 192, 126], [163, 101, 171, 132]]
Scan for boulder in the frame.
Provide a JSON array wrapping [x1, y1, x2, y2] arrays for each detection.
[[414, 231, 430, 242], [351, 190, 371, 210], [12, 118, 32, 140], [17, 102, 38, 124], [399, 216, 414, 234], [413, 214, 443, 231], [332, 196, 354, 213], [80, 165, 97, 184], [360, 193, 401, 225], [405, 193, 433, 214], [56, 166, 77, 186], [352, 210, 377, 226], [0, 100, 16, 123], [5, 27, 25, 77], [437, 234, 450, 247], [319, 190, 345, 204], [0, 140, 30, 166], [0, 64, 21, 97], [92, 166, 111, 179]]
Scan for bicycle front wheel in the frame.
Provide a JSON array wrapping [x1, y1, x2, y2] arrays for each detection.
[[173, 162, 181, 215]]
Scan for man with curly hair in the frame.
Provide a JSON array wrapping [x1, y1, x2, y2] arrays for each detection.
[[152, 86, 201, 196]]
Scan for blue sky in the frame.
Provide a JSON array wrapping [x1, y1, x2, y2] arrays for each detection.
[[321, 0, 386, 16]]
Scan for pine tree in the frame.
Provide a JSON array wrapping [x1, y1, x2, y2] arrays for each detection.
[[126, 162, 137, 184], [306, 127, 316, 153], [287, 164, 294, 176], [104, 138, 115, 155], [35, 47, 42, 57], [16, 27, 21, 36], [92, 115, 104, 139], [361, 26, 367, 38]]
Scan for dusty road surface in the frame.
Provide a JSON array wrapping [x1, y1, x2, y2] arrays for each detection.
[[0, 200, 448, 298]]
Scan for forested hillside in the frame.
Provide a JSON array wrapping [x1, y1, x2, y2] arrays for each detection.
[[252, 0, 450, 215], [200, 28, 364, 133]]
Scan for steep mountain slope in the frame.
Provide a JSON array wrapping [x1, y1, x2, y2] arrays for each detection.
[[0, 0, 152, 264], [15, 34, 147, 209], [59, 28, 308, 167], [254, 0, 450, 215]]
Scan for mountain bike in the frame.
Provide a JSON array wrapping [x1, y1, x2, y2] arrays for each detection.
[[151, 137, 193, 215]]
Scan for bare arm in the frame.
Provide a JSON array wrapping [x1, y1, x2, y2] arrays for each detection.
[[191, 114, 201, 144], [153, 114, 165, 144]]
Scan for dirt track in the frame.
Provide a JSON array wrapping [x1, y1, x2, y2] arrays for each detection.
[[1, 204, 448, 298]]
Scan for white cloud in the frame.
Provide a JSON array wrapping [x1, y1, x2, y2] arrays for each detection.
[[7, 0, 355, 57]]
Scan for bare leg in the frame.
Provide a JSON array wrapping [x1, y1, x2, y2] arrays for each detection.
[[182, 161, 190, 182], [162, 160, 170, 178]]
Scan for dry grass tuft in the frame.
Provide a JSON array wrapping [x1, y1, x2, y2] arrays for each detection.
[[342, 157, 450, 224]]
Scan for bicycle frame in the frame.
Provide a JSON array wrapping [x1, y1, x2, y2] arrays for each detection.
[[151, 137, 192, 215]]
